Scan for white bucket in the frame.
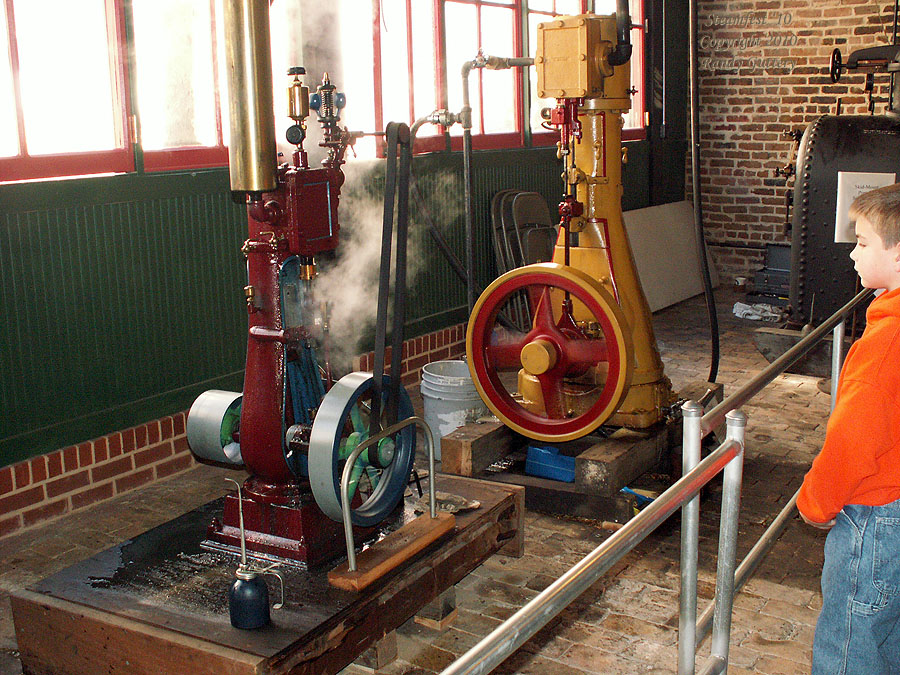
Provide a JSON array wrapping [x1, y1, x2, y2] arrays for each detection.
[[420, 360, 489, 460]]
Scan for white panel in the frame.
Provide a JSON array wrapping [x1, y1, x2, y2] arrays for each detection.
[[623, 201, 720, 312]]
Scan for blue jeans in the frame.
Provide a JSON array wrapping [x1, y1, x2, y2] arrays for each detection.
[[813, 501, 900, 674]]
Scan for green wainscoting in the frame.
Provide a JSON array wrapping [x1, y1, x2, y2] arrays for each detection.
[[1, 170, 247, 465], [0, 136, 682, 467]]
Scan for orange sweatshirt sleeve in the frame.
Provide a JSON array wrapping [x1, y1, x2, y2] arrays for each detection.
[[797, 378, 893, 523]]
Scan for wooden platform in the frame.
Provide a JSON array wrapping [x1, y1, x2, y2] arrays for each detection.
[[11, 475, 523, 675], [440, 382, 723, 522]]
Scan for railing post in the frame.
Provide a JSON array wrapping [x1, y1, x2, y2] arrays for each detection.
[[678, 401, 703, 675], [830, 318, 845, 411], [708, 409, 746, 673]]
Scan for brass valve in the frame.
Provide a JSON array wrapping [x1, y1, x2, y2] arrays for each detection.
[[244, 285, 260, 313], [287, 67, 309, 123], [299, 256, 317, 281]]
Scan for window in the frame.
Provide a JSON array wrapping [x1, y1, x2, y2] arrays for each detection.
[[596, 0, 646, 138], [371, 0, 646, 155], [443, 0, 519, 144], [1, 1, 645, 182], [0, 0, 232, 182], [131, 0, 229, 171], [0, 0, 133, 182]]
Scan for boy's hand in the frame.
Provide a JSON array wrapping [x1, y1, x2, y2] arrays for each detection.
[[800, 511, 836, 529]]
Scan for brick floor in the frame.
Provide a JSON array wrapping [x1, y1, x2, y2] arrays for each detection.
[[0, 290, 832, 674]]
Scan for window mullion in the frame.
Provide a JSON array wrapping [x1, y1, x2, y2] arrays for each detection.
[[5, 0, 27, 157], [209, 0, 223, 146], [434, 0, 447, 111], [372, 0, 385, 134], [105, 0, 132, 153], [476, 2, 485, 134], [406, 0, 415, 125]]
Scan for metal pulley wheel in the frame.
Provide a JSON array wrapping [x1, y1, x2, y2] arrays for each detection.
[[308, 371, 416, 526], [186, 390, 244, 465], [466, 263, 634, 442]]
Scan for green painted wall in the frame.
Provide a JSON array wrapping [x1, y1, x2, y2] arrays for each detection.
[[0, 0, 689, 468], [0, 140, 683, 468], [1, 170, 247, 465]]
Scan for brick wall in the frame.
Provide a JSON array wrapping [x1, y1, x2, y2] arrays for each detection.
[[0, 413, 192, 540], [0, 322, 466, 540], [352, 322, 468, 386], [694, 1, 896, 280]]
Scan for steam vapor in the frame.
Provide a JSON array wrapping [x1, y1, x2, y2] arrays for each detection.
[[313, 160, 462, 374]]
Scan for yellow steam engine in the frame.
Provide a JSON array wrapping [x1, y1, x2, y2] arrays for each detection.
[[467, 14, 675, 442]]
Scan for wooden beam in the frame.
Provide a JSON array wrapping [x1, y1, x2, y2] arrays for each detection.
[[575, 425, 673, 494], [441, 422, 523, 476], [12, 591, 263, 675], [328, 513, 456, 592]]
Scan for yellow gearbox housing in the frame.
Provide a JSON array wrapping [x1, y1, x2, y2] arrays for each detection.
[[466, 13, 675, 442]]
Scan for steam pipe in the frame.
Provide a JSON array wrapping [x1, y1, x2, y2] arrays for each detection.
[[462, 59, 477, 313], [608, 0, 633, 67], [410, 110, 459, 150], [689, 0, 720, 384], [460, 55, 534, 313]]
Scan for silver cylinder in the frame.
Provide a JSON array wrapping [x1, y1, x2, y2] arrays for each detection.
[[678, 401, 703, 675], [831, 319, 845, 410], [708, 410, 746, 667], [186, 390, 244, 465], [223, 0, 277, 194]]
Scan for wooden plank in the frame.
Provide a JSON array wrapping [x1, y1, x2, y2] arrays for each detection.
[[328, 512, 456, 591], [623, 200, 720, 312], [414, 588, 457, 631], [353, 631, 398, 672], [441, 422, 523, 476], [483, 471, 636, 523], [11, 590, 263, 675], [575, 424, 674, 494], [12, 475, 523, 675]]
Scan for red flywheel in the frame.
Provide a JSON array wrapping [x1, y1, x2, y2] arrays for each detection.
[[466, 263, 634, 442]]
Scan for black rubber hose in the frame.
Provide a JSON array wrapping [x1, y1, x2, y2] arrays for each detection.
[[371, 122, 400, 438], [689, 0, 720, 384], [608, 0, 633, 67], [411, 179, 470, 285], [389, 124, 412, 428]]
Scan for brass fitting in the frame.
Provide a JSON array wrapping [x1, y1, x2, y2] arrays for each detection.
[[244, 285, 260, 313]]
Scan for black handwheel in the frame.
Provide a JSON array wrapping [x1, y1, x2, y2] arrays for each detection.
[[830, 48, 843, 83]]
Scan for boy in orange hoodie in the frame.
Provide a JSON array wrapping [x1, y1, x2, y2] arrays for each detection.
[[798, 182, 900, 674]]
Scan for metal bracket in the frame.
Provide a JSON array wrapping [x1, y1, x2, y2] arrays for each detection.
[[339, 415, 437, 572]]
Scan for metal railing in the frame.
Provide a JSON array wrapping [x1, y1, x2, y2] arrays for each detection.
[[440, 288, 873, 675], [339, 416, 437, 571]]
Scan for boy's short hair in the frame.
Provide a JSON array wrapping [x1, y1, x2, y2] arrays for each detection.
[[849, 183, 900, 248]]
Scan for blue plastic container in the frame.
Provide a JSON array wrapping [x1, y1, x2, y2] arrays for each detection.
[[525, 445, 575, 482]]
